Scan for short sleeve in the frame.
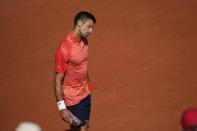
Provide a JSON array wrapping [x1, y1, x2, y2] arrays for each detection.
[[54, 47, 67, 73]]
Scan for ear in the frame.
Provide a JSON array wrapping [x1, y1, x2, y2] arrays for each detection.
[[77, 20, 83, 26]]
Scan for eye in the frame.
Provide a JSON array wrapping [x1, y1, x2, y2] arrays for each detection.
[[88, 25, 93, 29]]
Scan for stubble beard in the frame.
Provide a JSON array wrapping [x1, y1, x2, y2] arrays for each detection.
[[79, 27, 88, 38]]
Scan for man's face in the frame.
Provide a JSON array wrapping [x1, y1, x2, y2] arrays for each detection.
[[79, 19, 94, 38]]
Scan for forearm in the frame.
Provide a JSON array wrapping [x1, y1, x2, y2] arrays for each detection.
[[54, 73, 64, 101], [87, 72, 90, 82], [54, 73, 72, 123]]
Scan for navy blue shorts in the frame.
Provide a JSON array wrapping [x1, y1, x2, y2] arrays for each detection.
[[67, 95, 91, 127]]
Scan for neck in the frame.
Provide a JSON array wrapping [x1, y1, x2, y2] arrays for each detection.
[[72, 27, 81, 38]]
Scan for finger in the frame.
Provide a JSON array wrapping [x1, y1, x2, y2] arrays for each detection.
[[62, 117, 68, 123], [62, 117, 66, 121], [64, 119, 69, 123], [66, 115, 72, 124], [65, 119, 69, 123]]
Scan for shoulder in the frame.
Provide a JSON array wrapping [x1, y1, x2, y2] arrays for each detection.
[[55, 37, 72, 61], [57, 36, 71, 52]]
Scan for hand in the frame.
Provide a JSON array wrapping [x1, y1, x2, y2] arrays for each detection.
[[60, 109, 72, 124]]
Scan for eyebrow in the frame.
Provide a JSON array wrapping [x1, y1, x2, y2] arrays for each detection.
[[88, 24, 93, 28]]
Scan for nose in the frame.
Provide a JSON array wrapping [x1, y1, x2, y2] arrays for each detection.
[[89, 28, 93, 33]]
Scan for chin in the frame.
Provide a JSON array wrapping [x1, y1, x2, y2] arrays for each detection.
[[82, 35, 88, 38]]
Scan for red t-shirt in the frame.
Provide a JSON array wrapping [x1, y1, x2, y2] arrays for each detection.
[[55, 32, 90, 106]]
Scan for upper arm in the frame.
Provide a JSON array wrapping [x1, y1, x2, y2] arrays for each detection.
[[54, 47, 68, 74]]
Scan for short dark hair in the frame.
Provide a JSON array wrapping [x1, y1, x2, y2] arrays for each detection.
[[74, 11, 96, 27]]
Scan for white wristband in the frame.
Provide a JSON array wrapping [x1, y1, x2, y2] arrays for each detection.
[[57, 100, 66, 110]]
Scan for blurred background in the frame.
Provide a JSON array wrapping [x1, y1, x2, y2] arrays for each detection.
[[0, 0, 197, 130]]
